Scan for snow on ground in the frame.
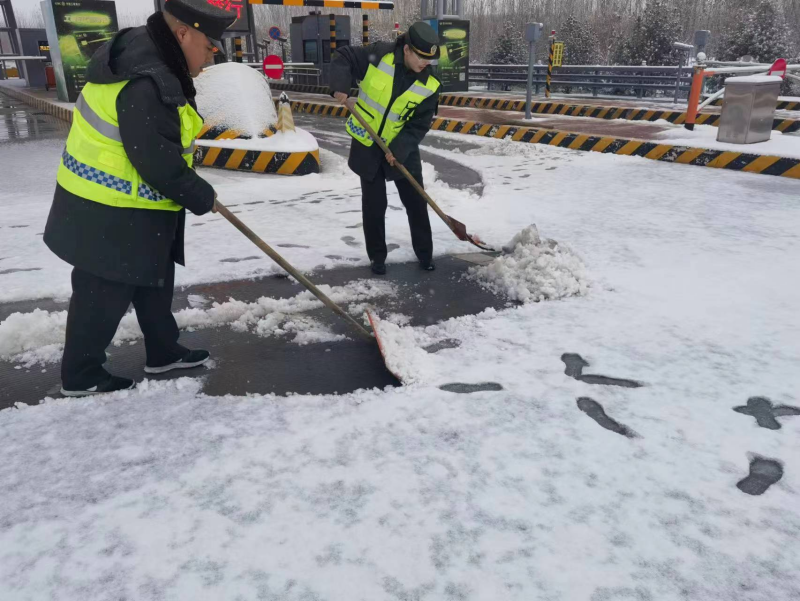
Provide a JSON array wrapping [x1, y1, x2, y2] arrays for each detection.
[[1, 279, 394, 365], [2, 122, 800, 600], [195, 63, 278, 136]]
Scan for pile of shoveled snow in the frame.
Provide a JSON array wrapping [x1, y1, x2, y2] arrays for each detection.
[[0, 280, 395, 366], [470, 224, 589, 303], [195, 63, 278, 137]]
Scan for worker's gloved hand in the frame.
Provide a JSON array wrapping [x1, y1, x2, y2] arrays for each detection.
[[333, 92, 349, 105]]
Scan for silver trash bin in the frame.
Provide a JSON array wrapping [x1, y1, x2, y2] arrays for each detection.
[[717, 75, 781, 144]]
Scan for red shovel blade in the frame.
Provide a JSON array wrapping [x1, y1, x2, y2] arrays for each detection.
[[446, 215, 496, 252]]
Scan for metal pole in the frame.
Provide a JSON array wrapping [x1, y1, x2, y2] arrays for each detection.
[[674, 62, 682, 104], [329, 14, 336, 54], [525, 40, 535, 119], [362, 14, 369, 45], [235, 37, 243, 63], [546, 33, 554, 99]]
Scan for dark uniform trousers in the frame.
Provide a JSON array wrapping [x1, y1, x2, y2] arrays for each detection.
[[361, 173, 433, 264], [61, 262, 187, 389]]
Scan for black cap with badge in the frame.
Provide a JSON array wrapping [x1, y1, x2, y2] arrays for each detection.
[[164, 0, 236, 55], [406, 21, 440, 61]]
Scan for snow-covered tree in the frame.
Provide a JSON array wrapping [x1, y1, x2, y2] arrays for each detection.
[[718, 0, 792, 62], [560, 15, 599, 65], [615, 0, 682, 65], [488, 20, 526, 65]]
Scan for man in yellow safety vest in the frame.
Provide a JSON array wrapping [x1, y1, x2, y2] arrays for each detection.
[[330, 22, 442, 275], [43, 0, 234, 396]]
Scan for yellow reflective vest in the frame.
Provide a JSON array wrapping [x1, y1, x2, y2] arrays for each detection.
[[346, 52, 440, 147], [57, 81, 203, 212]]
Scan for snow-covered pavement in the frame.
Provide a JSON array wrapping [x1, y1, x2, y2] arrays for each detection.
[[2, 121, 800, 600]]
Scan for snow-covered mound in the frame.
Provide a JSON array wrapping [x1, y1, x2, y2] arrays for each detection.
[[195, 63, 278, 138], [470, 225, 589, 303]]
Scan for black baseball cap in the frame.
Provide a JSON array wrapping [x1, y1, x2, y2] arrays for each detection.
[[407, 21, 440, 60], [164, 0, 236, 54]]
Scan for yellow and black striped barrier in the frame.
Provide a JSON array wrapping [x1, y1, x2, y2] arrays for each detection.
[[247, 0, 394, 9], [710, 97, 800, 111], [195, 125, 320, 175], [281, 97, 800, 180], [428, 118, 800, 179], [362, 14, 369, 45], [438, 95, 800, 133]]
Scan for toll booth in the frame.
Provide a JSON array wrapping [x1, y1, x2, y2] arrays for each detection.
[[16, 29, 50, 87], [289, 13, 350, 86]]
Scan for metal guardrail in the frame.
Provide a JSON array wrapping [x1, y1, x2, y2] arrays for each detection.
[[471, 64, 694, 99], [245, 61, 321, 85]]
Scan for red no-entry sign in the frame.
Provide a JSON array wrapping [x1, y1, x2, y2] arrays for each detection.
[[263, 55, 285, 80]]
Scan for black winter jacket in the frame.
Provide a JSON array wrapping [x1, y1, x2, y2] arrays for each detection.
[[329, 37, 439, 183], [44, 14, 215, 287]]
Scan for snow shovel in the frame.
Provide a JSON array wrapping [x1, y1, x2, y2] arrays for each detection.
[[345, 99, 495, 252], [215, 202, 373, 340]]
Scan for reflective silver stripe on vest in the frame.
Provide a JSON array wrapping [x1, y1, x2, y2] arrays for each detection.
[[408, 83, 436, 99], [357, 90, 387, 116], [183, 140, 195, 155], [385, 111, 403, 122], [75, 94, 123, 143], [377, 61, 395, 76]]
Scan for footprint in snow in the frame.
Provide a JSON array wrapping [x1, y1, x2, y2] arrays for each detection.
[[387, 244, 400, 253], [737, 456, 783, 496], [733, 397, 800, 430], [561, 353, 643, 388], [341, 236, 361, 248], [278, 244, 310, 249], [345, 223, 363, 229], [219, 256, 260, 263], [577, 398, 638, 438], [439, 382, 503, 394], [0, 267, 42, 275], [9, 225, 29, 228]]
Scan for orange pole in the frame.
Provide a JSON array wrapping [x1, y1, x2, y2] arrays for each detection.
[[684, 66, 706, 131]]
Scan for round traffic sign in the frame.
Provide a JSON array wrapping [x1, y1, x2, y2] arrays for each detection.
[[263, 54, 285, 80], [268, 26, 282, 41]]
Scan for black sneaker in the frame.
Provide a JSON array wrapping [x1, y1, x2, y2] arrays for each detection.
[[61, 375, 135, 397], [371, 261, 387, 275], [420, 260, 436, 271], [145, 350, 211, 374]]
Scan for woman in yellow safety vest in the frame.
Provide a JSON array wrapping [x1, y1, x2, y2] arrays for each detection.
[[330, 22, 442, 275]]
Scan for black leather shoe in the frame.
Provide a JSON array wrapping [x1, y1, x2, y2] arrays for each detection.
[[371, 261, 387, 275], [420, 260, 436, 271], [145, 350, 210, 374], [61, 375, 135, 397]]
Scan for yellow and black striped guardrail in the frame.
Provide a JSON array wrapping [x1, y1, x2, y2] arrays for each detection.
[[429, 118, 800, 178], [283, 98, 800, 180], [196, 125, 320, 175], [710, 97, 800, 111], [438, 95, 800, 134]]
